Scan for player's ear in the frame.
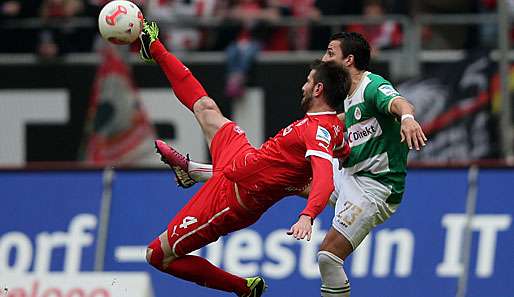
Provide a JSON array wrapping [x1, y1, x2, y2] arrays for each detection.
[[314, 82, 323, 96], [343, 54, 354, 67]]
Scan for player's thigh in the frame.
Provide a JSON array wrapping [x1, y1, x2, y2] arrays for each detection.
[[209, 122, 254, 172], [331, 175, 399, 250], [164, 178, 230, 256], [329, 159, 344, 206], [193, 96, 231, 146], [164, 176, 256, 257], [331, 173, 381, 250]]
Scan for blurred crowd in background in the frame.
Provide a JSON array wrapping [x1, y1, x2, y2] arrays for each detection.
[[0, 0, 510, 56], [0, 0, 510, 98]]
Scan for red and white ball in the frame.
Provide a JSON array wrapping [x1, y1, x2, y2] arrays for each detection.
[[98, 0, 144, 45]]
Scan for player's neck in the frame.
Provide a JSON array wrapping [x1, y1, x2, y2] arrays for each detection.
[[349, 69, 367, 96], [306, 100, 334, 114]]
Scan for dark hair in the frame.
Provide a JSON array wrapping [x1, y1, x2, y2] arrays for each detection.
[[329, 32, 371, 70], [310, 59, 351, 110]]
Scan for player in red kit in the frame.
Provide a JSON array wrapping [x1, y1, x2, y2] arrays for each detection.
[[139, 21, 351, 297]]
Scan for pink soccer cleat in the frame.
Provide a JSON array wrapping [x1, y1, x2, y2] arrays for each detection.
[[154, 140, 197, 188]]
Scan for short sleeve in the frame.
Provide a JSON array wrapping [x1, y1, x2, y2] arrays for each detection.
[[372, 83, 401, 114], [303, 121, 334, 162]]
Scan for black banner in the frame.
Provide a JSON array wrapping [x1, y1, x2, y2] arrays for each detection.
[[399, 54, 499, 161]]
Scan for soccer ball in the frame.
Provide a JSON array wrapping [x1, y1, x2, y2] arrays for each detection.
[[98, 0, 144, 45]]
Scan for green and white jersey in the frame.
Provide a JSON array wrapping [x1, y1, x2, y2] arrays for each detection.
[[343, 71, 408, 204]]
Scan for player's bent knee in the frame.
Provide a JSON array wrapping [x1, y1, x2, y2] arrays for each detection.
[[146, 235, 179, 271], [193, 97, 220, 115], [146, 239, 162, 268], [318, 251, 351, 297]]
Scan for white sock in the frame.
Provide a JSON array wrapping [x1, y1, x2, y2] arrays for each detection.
[[188, 161, 213, 182], [318, 251, 350, 297]]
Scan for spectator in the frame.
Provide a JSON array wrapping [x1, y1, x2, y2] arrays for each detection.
[[410, 0, 476, 49], [346, 0, 402, 54], [0, 0, 39, 53], [144, 0, 217, 52], [38, 0, 93, 58], [309, 0, 362, 50], [218, 0, 280, 98], [267, 0, 320, 51], [2, 1, 21, 17]]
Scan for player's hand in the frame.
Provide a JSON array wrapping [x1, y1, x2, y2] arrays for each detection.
[[400, 117, 427, 151], [287, 215, 312, 241]]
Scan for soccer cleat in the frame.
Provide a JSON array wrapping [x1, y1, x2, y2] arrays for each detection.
[[240, 276, 267, 297], [139, 20, 160, 63], [154, 140, 197, 188]]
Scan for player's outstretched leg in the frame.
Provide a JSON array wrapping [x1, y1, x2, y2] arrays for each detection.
[[139, 20, 207, 111], [140, 20, 230, 146], [146, 232, 265, 296]]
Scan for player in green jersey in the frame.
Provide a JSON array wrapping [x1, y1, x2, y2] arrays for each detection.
[[156, 32, 427, 296], [315, 32, 426, 297]]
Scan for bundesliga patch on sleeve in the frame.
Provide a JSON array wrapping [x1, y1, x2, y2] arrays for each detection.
[[316, 126, 331, 144], [378, 84, 400, 97]]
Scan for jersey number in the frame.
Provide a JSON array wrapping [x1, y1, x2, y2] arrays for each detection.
[[337, 201, 363, 227], [179, 216, 198, 229]]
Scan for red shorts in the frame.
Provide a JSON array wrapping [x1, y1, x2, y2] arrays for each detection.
[[210, 122, 255, 172], [164, 122, 259, 257]]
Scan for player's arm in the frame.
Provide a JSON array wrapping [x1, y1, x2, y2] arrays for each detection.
[[390, 97, 427, 151], [288, 122, 337, 241], [299, 182, 339, 208], [301, 156, 334, 218], [373, 83, 427, 150], [288, 156, 334, 241]]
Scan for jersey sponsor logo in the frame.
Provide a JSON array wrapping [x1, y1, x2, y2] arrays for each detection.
[[285, 183, 310, 192], [316, 126, 331, 144], [378, 84, 400, 97], [347, 117, 382, 147]]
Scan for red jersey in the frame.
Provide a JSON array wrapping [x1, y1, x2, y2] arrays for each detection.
[[223, 111, 348, 219]]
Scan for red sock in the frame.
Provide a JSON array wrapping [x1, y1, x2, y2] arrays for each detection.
[[165, 255, 249, 295], [150, 40, 207, 111]]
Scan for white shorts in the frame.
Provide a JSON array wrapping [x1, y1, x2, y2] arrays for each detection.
[[330, 159, 400, 249]]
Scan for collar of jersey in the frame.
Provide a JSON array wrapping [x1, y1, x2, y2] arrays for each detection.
[[346, 71, 370, 100], [306, 111, 337, 115]]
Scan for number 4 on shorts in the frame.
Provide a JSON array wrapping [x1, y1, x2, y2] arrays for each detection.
[[179, 216, 198, 229]]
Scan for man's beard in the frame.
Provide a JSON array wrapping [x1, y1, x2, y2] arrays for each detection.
[[301, 94, 313, 112]]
